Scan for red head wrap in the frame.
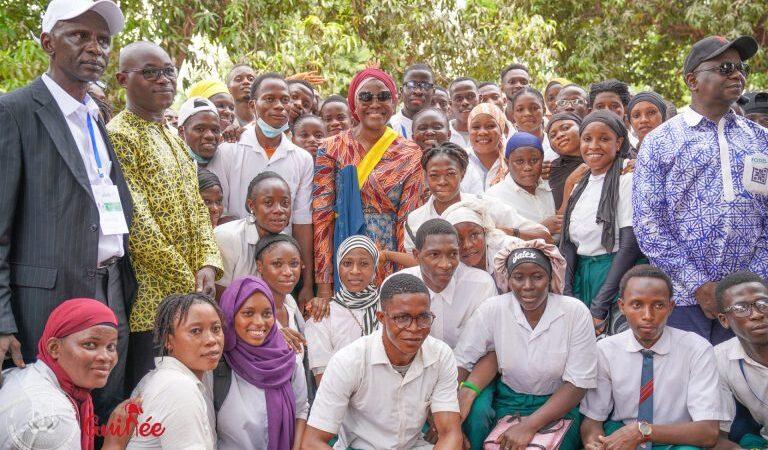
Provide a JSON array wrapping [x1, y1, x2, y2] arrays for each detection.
[[346, 68, 398, 122], [37, 298, 118, 450]]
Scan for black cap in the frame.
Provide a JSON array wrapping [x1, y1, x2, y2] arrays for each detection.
[[741, 92, 768, 115], [683, 35, 759, 75]]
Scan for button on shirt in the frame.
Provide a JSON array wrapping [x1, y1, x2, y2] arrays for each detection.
[[455, 293, 597, 395], [580, 327, 729, 425], [307, 329, 459, 450], [41, 74, 124, 265], [127, 356, 217, 450], [633, 109, 768, 305], [397, 263, 498, 349], [715, 337, 768, 439], [485, 176, 556, 223], [208, 125, 313, 224]]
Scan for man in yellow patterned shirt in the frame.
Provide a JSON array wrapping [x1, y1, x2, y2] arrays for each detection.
[[108, 41, 222, 389]]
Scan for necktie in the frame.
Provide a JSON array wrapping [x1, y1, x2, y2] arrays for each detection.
[[638, 349, 654, 423]]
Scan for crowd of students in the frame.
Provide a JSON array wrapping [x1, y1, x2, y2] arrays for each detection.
[[1, 1, 768, 449]]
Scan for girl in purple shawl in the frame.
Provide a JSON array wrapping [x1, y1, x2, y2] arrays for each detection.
[[216, 276, 309, 450]]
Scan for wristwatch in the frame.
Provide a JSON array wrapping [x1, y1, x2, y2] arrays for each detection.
[[637, 421, 652, 445]]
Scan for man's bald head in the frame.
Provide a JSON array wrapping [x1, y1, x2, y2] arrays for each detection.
[[118, 41, 171, 71], [116, 41, 177, 121]]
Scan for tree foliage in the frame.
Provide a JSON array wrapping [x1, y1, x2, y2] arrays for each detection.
[[1, 0, 765, 105]]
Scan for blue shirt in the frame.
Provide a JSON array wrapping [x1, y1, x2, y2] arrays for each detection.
[[632, 107, 768, 306]]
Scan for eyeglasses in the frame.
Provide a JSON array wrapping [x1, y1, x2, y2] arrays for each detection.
[[122, 66, 178, 81], [404, 80, 434, 91], [722, 299, 768, 318], [693, 61, 750, 77], [386, 312, 435, 329], [357, 91, 393, 103], [556, 98, 587, 108]]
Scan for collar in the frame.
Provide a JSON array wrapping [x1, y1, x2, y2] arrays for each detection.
[[508, 292, 565, 337], [683, 106, 735, 128], [369, 329, 438, 382], [153, 356, 205, 386], [420, 265, 457, 303], [725, 337, 768, 369], [239, 124, 295, 159], [41, 73, 100, 120], [396, 110, 412, 125], [503, 176, 551, 194], [244, 216, 261, 245], [34, 360, 64, 390], [624, 327, 671, 355]]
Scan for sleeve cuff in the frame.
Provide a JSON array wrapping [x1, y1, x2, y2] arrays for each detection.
[[579, 406, 610, 422], [430, 400, 460, 414], [307, 417, 340, 435]]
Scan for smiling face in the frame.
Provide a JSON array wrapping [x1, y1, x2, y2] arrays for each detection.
[[717, 281, 768, 347], [42, 12, 111, 86], [478, 84, 507, 113], [469, 113, 501, 156], [547, 119, 581, 157], [320, 102, 352, 136], [555, 86, 589, 118], [402, 69, 435, 116], [181, 111, 221, 160], [200, 185, 224, 227], [619, 277, 674, 348], [450, 80, 479, 124], [413, 109, 450, 151], [257, 242, 302, 297], [288, 83, 314, 122], [512, 92, 545, 133], [227, 66, 255, 102], [246, 178, 291, 235], [210, 93, 235, 129], [508, 147, 543, 190], [629, 101, 664, 141], [687, 49, 747, 109], [414, 234, 459, 293], [118, 45, 177, 114], [165, 303, 224, 379], [501, 69, 530, 99], [355, 78, 395, 131], [580, 121, 621, 174], [377, 292, 432, 357], [454, 222, 486, 269], [339, 248, 376, 293], [291, 116, 327, 156], [508, 262, 550, 312], [234, 292, 274, 347], [425, 153, 463, 204], [251, 77, 290, 129], [47, 324, 117, 390]]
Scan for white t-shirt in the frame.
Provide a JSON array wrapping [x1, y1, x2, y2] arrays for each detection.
[[485, 176, 556, 224]]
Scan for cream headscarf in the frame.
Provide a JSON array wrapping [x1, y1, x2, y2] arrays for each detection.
[[468, 103, 508, 185], [493, 238, 567, 294]]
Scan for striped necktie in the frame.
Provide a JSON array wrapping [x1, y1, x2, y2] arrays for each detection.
[[638, 349, 654, 423]]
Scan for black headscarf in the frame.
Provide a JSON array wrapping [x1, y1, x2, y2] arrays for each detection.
[[546, 112, 584, 209], [197, 168, 221, 192], [561, 110, 626, 253], [627, 91, 667, 123]]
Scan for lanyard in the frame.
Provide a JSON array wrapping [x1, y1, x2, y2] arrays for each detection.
[[85, 113, 105, 179], [739, 358, 768, 407]]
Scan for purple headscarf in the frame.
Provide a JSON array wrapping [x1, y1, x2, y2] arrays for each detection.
[[220, 276, 296, 450]]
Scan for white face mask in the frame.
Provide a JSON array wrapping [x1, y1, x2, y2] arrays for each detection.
[[257, 117, 289, 138]]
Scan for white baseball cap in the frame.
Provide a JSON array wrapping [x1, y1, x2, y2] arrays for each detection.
[[178, 97, 219, 127], [42, 0, 125, 37]]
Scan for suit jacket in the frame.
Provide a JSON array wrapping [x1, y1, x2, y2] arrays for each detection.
[[0, 77, 137, 361]]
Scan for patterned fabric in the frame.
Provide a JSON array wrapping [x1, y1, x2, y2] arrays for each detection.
[[313, 129, 424, 286], [108, 110, 222, 332], [638, 349, 654, 424], [633, 109, 768, 306]]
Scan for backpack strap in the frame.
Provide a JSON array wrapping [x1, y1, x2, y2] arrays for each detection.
[[212, 358, 232, 413]]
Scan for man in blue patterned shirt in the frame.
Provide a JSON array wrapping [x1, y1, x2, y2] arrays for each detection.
[[633, 35, 768, 344]]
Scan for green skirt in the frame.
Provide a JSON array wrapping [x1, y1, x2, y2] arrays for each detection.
[[604, 421, 702, 449], [573, 253, 615, 307], [463, 380, 581, 450]]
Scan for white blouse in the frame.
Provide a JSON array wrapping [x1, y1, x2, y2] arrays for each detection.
[[485, 176, 556, 224], [461, 148, 504, 195], [305, 301, 369, 375], [567, 172, 633, 256], [217, 361, 309, 450]]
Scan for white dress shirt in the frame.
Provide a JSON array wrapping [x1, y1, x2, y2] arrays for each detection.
[[214, 217, 285, 287], [207, 125, 313, 224], [127, 357, 217, 450], [461, 147, 504, 194], [217, 361, 309, 450], [307, 329, 459, 450], [305, 301, 370, 375], [397, 264, 497, 349], [715, 337, 768, 439], [455, 293, 598, 395], [568, 172, 633, 256], [449, 121, 469, 148], [580, 327, 729, 425], [403, 192, 538, 252], [0, 361, 80, 450], [42, 74, 124, 265], [390, 110, 414, 139], [485, 176, 556, 224]]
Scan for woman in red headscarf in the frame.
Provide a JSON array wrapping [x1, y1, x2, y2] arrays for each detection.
[[0, 298, 136, 450], [312, 67, 425, 297]]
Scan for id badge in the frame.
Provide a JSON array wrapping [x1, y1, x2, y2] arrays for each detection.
[[742, 153, 768, 195], [92, 184, 129, 235]]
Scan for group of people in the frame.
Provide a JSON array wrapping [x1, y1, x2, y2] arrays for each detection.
[[1, 0, 768, 449]]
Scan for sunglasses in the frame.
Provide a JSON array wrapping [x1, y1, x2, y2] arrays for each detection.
[[122, 66, 178, 81], [357, 91, 393, 103], [693, 61, 750, 77], [404, 80, 435, 91]]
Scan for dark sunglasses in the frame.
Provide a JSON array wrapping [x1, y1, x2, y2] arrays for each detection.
[[694, 61, 750, 77], [404, 80, 434, 91], [122, 66, 178, 81], [357, 91, 393, 103]]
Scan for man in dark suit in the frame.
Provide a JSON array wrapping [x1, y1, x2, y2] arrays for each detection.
[[0, 0, 136, 422]]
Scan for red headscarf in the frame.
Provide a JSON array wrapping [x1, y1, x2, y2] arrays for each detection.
[[346, 67, 398, 121], [37, 298, 118, 450]]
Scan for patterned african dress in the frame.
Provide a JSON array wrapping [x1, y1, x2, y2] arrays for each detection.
[[313, 130, 424, 286], [108, 110, 222, 332]]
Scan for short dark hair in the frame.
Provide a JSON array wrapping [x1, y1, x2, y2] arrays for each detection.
[[509, 86, 545, 109], [245, 171, 289, 214], [434, 85, 448, 95], [500, 63, 530, 81], [449, 77, 478, 92], [414, 218, 458, 250], [618, 265, 674, 299], [715, 271, 768, 312], [477, 81, 499, 90], [290, 113, 324, 134], [154, 293, 223, 356], [556, 84, 587, 100], [287, 79, 315, 96], [250, 72, 286, 99], [320, 94, 348, 110], [420, 141, 469, 171], [226, 63, 254, 83], [403, 63, 434, 80], [588, 79, 631, 108], [253, 233, 300, 262], [380, 273, 430, 309]]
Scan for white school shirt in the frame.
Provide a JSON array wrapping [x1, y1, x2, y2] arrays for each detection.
[[403, 192, 538, 252], [567, 172, 633, 256], [307, 329, 459, 450], [41, 74, 124, 265], [715, 337, 768, 439], [127, 357, 217, 450], [390, 110, 414, 139], [305, 301, 371, 375], [485, 176, 556, 224], [214, 217, 260, 287], [397, 263, 497, 349], [580, 327, 729, 425], [217, 360, 309, 450], [461, 147, 504, 194], [207, 125, 313, 224], [449, 120, 470, 148], [0, 361, 81, 450], [455, 292, 598, 395]]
